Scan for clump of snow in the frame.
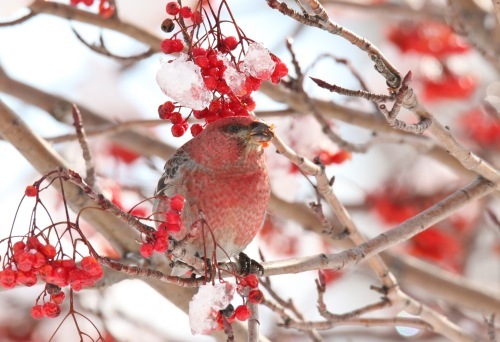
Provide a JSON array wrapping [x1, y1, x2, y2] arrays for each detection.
[[223, 59, 247, 96], [156, 54, 213, 110], [0, 0, 33, 16], [242, 42, 276, 80], [189, 282, 235, 335]]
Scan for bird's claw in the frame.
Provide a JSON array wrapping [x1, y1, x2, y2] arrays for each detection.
[[238, 252, 264, 276]]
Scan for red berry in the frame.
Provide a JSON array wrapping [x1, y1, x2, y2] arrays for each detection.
[[12, 241, 26, 253], [203, 76, 217, 91], [224, 36, 238, 50], [18, 251, 35, 272], [159, 101, 176, 120], [243, 274, 259, 288], [194, 56, 210, 69], [153, 239, 168, 252], [192, 11, 203, 25], [33, 252, 46, 268], [0, 269, 17, 289], [248, 289, 264, 304], [50, 292, 66, 305], [193, 109, 208, 119], [161, 38, 184, 54], [170, 194, 185, 211], [140, 243, 154, 258], [41, 244, 57, 259], [31, 305, 44, 319], [190, 123, 203, 137], [272, 62, 288, 79], [234, 305, 251, 321], [17, 271, 37, 286], [81, 256, 102, 277], [27, 236, 43, 250], [61, 259, 76, 270], [98, 0, 115, 18], [192, 47, 206, 57], [216, 80, 230, 94], [166, 210, 180, 224], [52, 267, 69, 287], [180, 6, 193, 18], [245, 76, 262, 92], [25, 185, 38, 197], [242, 96, 256, 112], [166, 223, 182, 233], [37, 264, 54, 281], [42, 302, 61, 318], [169, 112, 183, 124], [82, 0, 93, 5], [171, 123, 187, 137], [166, 1, 180, 16]]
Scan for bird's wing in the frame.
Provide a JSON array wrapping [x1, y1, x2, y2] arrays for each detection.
[[154, 148, 191, 197]]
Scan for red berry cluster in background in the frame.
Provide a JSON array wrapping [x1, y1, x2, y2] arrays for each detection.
[[157, 1, 288, 138], [141, 194, 185, 258], [69, 0, 115, 18], [387, 21, 469, 57], [289, 149, 351, 174], [421, 71, 476, 102], [459, 108, 500, 148], [387, 21, 476, 102], [369, 186, 477, 272], [0, 235, 103, 319]]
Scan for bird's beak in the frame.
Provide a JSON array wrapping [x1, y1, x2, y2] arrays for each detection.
[[249, 122, 274, 147]]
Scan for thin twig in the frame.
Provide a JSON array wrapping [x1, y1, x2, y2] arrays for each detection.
[[71, 105, 96, 187]]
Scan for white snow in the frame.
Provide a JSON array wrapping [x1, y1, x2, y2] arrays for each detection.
[[0, 0, 33, 16], [242, 42, 276, 80], [223, 59, 247, 96], [188, 282, 235, 335], [156, 54, 213, 110]]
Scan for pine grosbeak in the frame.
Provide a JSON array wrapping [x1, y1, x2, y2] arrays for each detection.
[[153, 116, 274, 273]]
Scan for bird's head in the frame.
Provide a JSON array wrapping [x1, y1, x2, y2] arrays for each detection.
[[186, 116, 274, 172]]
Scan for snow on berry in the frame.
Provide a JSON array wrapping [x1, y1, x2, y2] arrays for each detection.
[[242, 42, 276, 80], [189, 282, 235, 335], [223, 59, 247, 96], [157, 54, 213, 110]]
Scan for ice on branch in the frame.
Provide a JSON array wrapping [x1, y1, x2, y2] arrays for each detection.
[[223, 59, 247, 96], [242, 42, 276, 80], [189, 282, 235, 335], [156, 54, 213, 110]]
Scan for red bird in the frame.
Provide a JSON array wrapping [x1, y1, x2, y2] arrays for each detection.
[[153, 116, 274, 274]]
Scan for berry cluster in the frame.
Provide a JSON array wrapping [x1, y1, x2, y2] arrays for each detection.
[[387, 21, 475, 102], [140, 194, 185, 258], [69, 0, 115, 18], [0, 235, 103, 319], [215, 274, 263, 329], [157, 1, 288, 138], [369, 186, 475, 272], [459, 108, 500, 148], [388, 21, 469, 57]]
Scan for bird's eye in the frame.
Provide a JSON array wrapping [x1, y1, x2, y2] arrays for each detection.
[[227, 125, 240, 133]]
